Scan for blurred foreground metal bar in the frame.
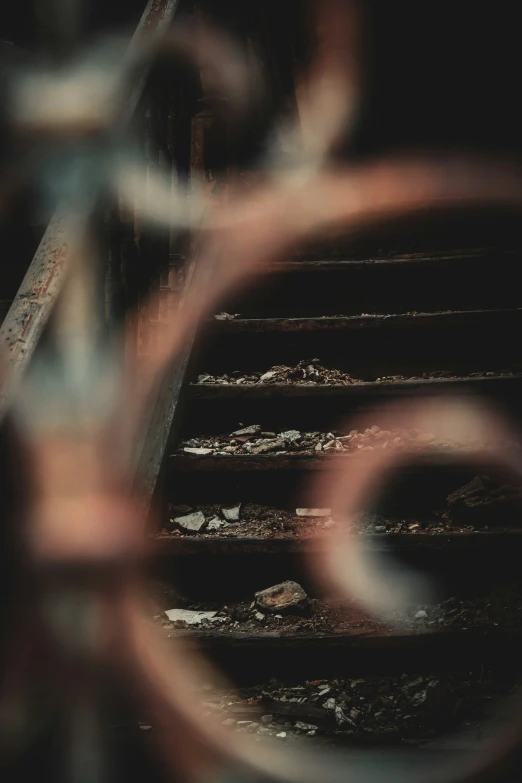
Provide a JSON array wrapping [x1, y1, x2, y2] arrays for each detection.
[[0, 0, 180, 422]]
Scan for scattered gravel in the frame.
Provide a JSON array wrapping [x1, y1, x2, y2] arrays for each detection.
[[195, 360, 521, 387], [194, 670, 519, 745], [155, 584, 522, 636], [178, 424, 516, 457]]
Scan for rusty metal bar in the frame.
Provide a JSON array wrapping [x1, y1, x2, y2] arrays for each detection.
[[0, 0, 180, 421]]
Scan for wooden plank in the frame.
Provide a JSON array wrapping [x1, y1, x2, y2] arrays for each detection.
[[152, 531, 522, 557], [170, 449, 514, 473], [0, 0, 180, 422], [187, 373, 522, 400], [209, 308, 522, 334], [163, 627, 522, 682], [262, 248, 518, 271]]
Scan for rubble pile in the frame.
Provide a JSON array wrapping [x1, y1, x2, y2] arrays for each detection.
[[195, 361, 520, 386], [196, 360, 355, 386], [168, 503, 242, 534], [158, 584, 522, 635], [179, 424, 506, 457], [200, 672, 515, 743]]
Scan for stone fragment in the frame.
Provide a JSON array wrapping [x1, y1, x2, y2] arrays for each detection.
[[280, 430, 302, 443], [260, 371, 277, 382], [184, 447, 214, 456], [215, 312, 239, 320], [207, 517, 225, 531], [251, 439, 283, 454], [164, 609, 221, 625], [411, 690, 428, 707], [414, 610, 428, 620], [260, 715, 273, 725], [232, 425, 261, 436], [255, 581, 309, 614], [276, 732, 287, 740], [295, 722, 318, 732], [323, 698, 336, 710], [296, 508, 332, 517], [222, 504, 241, 522], [197, 375, 212, 383], [334, 705, 353, 726], [174, 511, 206, 533], [255, 612, 266, 622]]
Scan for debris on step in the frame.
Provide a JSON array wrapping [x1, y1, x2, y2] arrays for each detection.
[[255, 581, 310, 615], [296, 509, 332, 517], [260, 371, 277, 382], [173, 511, 207, 534], [414, 610, 428, 620], [280, 430, 302, 444], [164, 609, 222, 626], [334, 705, 353, 727], [207, 517, 225, 531], [222, 504, 241, 522], [196, 363, 522, 387], [254, 612, 266, 622], [231, 424, 261, 437], [295, 722, 318, 732], [214, 313, 240, 320], [179, 426, 516, 457], [195, 360, 356, 386], [250, 438, 284, 454]]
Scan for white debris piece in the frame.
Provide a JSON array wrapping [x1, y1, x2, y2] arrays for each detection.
[[184, 447, 214, 456], [214, 312, 240, 321], [197, 375, 212, 383], [232, 425, 261, 436], [164, 609, 221, 625], [254, 612, 265, 622], [281, 430, 301, 443], [323, 698, 336, 710], [295, 722, 318, 732], [335, 705, 353, 727], [260, 371, 277, 382], [296, 508, 332, 517], [174, 511, 206, 533], [276, 732, 287, 740], [222, 504, 241, 522], [207, 517, 225, 531], [414, 610, 428, 620]]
